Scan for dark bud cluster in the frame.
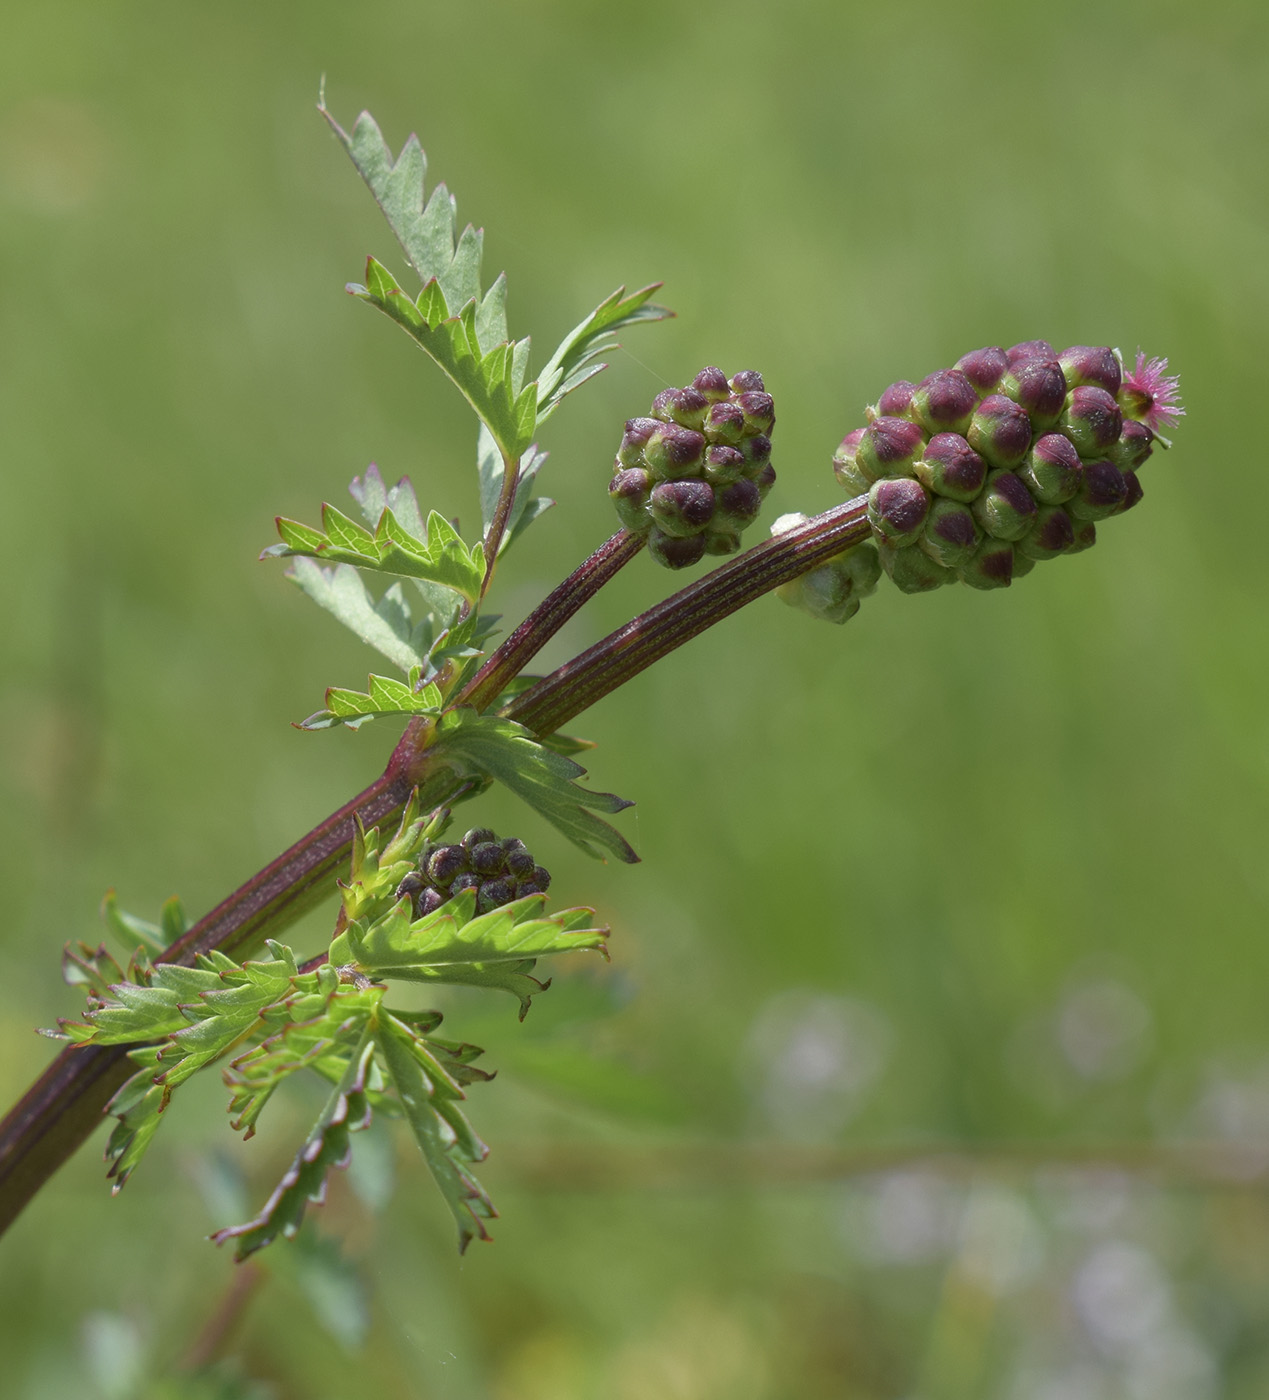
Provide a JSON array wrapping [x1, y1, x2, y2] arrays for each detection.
[[833, 341, 1178, 595], [609, 367, 777, 569], [395, 828, 552, 918]]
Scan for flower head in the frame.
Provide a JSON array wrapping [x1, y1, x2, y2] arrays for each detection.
[[1121, 352, 1184, 434]]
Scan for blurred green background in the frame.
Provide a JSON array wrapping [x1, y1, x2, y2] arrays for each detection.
[[3, 0, 1268, 1395]]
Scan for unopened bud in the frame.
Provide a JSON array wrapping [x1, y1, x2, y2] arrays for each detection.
[[967, 395, 1033, 469], [740, 434, 772, 471], [735, 391, 775, 435], [1017, 432, 1082, 505], [609, 467, 653, 532], [752, 462, 777, 499], [1000, 357, 1067, 428], [857, 416, 927, 481], [469, 841, 505, 876], [651, 385, 709, 431], [427, 845, 468, 886], [1059, 386, 1123, 457], [958, 537, 1015, 590], [956, 346, 1008, 397], [1066, 459, 1128, 521], [1066, 520, 1097, 554], [730, 370, 765, 394], [649, 478, 715, 537], [715, 478, 763, 530], [1016, 506, 1075, 560], [868, 477, 931, 547], [648, 527, 707, 570], [617, 417, 660, 468], [1116, 470, 1144, 514], [1007, 339, 1056, 365], [872, 380, 916, 419], [878, 540, 955, 593], [833, 428, 870, 496], [1109, 420, 1154, 472], [704, 527, 742, 555], [703, 445, 746, 487], [703, 400, 747, 446], [913, 432, 988, 502], [645, 423, 707, 479], [1058, 345, 1122, 397], [911, 369, 978, 436], [692, 366, 731, 402], [920, 498, 980, 568], [973, 470, 1039, 540]]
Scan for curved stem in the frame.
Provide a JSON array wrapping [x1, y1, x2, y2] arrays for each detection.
[[0, 495, 865, 1239], [458, 528, 644, 714], [506, 498, 869, 736]]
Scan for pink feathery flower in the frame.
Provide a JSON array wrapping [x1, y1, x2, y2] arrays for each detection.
[[1121, 352, 1184, 434]]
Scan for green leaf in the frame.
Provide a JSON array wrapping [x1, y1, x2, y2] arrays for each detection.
[[378, 1022, 495, 1253], [287, 559, 434, 673], [263, 501, 485, 606], [300, 668, 443, 732], [347, 890, 608, 970], [351, 258, 536, 465], [535, 284, 673, 423], [320, 105, 501, 341], [211, 1031, 378, 1260], [432, 709, 638, 863]]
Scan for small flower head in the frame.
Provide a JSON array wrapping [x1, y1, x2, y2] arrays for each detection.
[[1120, 352, 1184, 434]]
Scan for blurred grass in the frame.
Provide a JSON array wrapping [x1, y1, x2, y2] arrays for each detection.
[[3, 0, 1269, 1395]]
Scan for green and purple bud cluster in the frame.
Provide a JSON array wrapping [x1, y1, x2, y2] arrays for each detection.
[[835, 341, 1180, 595], [609, 367, 777, 569], [396, 828, 551, 917], [770, 512, 882, 624]]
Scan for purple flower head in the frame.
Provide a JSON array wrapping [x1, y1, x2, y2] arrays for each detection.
[[1121, 352, 1184, 434]]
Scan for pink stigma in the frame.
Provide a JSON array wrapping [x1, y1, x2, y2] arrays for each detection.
[[1122, 352, 1184, 434]]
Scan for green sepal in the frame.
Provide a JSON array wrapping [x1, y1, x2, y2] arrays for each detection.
[[211, 1031, 378, 1261], [430, 709, 638, 863]]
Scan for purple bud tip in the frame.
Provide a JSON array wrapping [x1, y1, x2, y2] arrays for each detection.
[[1004, 358, 1068, 422], [704, 444, 746, 483], [650, 388, 678, 422], [834, 427, 867, 462], [753, 461, 777, 498], [969, 394, 1034, 468], [929, 504, 977, 550], [1062, 386, 1123, 453], [1079, 459, 1129, 512], [1006, 339, 1056, 365], [877, 380, 916, 416], [1032, 507, 1075, 555], [622, 417, 659, 449], [956, 347, 1008, 394], [610, 467, 651, 499], [1118, 470, 1144, 514], [648, 527, 707, 569], [1113, 420, 1155, 471], [730, 370, 765, 394], [914, 369, 977, 431], [718, 477, 762, 525], [417, 887, 445, 917], [1058, 346, 1122, 397], [647, 423, 707, 475], [920, 432, 988, 498], [692, 366, 731, 401], [1032, 432, 1082, 472], [870, 477, 930, 540], [1120, 351, 1184, 433], [735, 390, 775, 433], [650, 478, 715, 534], [704, 400, 747, 445], [863, 416, 927, 470], [741, 433, 772, 467]]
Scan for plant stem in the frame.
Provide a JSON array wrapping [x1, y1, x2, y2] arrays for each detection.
[[479, 451, 520, 597], [458, 527, 645, 713], [505, 498, 869, 735], [0, 495, 866, 1238]]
